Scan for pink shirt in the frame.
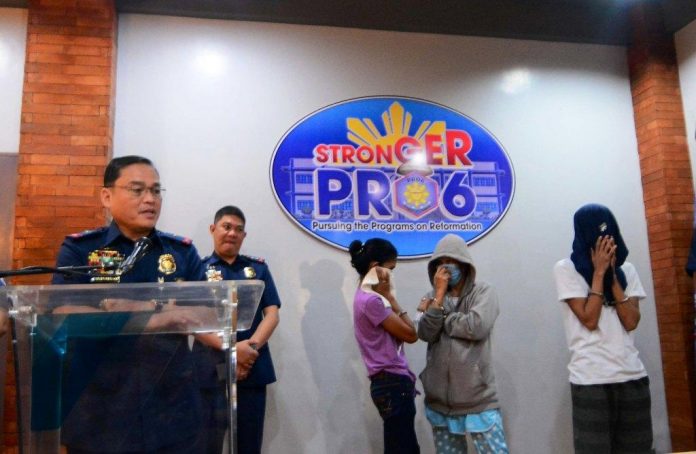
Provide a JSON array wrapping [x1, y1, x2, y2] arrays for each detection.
[[353, 288, 415, 381]]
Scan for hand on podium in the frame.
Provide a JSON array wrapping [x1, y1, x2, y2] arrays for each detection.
[[144, 307, 205, 332]]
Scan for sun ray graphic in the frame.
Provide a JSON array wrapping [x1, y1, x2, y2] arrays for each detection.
[[346, 102, 445, 165]]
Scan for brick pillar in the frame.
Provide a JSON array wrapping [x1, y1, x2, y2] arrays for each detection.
[[6, 0, 117, 449], [12, 0, 117, 284], [628, 2, 696, 450]]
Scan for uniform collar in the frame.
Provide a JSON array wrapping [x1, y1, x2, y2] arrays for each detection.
[[207, 251, 244, 266], [105, 221, 162, 247]]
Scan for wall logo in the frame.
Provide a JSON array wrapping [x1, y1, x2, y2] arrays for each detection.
[[270, 97, 515, 258]]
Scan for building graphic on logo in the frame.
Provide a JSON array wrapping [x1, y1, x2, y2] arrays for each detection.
[[270, 97, 515, 258], [280, 158, 507, 223]]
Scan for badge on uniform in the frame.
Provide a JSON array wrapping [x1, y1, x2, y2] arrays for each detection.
[[243, 267, 256, 278], [206, 266, 223, 282], [88, 249, 124, 283], [158, 254, 177, 275]]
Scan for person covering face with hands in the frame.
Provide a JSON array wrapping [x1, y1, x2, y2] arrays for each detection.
[[553, 203, 653, 453], [417, 233, 509, 454], [349, 238, 420, 454]]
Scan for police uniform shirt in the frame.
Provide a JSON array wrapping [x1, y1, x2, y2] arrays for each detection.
[[202, 252, 281, 388], [50, 221, 206, 452], [53, 221, 205, 285]]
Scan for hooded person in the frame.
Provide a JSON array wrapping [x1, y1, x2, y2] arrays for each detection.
[[553, 203, 653, 454], [416, 233, 509, 454]]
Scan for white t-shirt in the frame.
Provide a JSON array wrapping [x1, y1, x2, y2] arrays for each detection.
[[553, 258, 648, 385]]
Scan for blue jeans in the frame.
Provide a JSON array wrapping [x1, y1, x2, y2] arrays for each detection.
[[370, 371, 420, 454]]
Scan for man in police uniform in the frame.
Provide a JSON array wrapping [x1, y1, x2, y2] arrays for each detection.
[[197, 205, 281, 454], [52, 155, 207, 453]]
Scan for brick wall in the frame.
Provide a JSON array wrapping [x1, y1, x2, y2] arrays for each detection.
[[628, 3, 696, 450], [4, 1, 696, 451], [12, 0, 116, 284], [5, 0, 116, 449]]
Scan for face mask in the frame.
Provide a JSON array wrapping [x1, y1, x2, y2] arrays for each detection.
[[443, 263, 462, 287]]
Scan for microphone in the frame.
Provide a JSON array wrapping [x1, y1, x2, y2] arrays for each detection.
[[118, 237, 153, 276]]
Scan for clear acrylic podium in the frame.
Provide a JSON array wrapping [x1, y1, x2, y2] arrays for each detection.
[[1, 280, 263, 454]]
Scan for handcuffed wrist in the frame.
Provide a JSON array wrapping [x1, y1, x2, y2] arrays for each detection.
[[426, 306, 446, 317]]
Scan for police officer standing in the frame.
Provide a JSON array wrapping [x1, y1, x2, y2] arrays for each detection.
[[197, 205, 281, 454], [52, 155, 207, 453]]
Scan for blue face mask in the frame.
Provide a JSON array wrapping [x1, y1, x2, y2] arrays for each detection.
[[443, 263, 462, 287]]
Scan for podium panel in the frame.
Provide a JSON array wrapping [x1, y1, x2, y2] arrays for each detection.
[[2, 280, 263, 454]]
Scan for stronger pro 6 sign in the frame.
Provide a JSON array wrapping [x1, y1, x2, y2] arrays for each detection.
[[270, 96, 515, 258]]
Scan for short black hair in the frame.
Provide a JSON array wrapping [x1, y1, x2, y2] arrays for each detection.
[[104, 155, 156, 187], [213, 205, 246, 225]]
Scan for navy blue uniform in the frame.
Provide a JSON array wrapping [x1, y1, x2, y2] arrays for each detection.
[[197, 252, 281, 454], [687, 228, 696, 276], [53, 222, 204, 285], [51, 222, 206, 453]]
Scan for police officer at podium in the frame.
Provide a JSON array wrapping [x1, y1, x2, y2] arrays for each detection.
[[196, 205, 281, 454], [52, 155, 207, 453]]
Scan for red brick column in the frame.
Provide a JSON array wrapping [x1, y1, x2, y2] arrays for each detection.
[[6, 0, 117, 449], [628, 3, 696, 450], [12, 0, 116, 284]]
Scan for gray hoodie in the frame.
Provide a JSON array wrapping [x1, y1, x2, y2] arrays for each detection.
[[418, 234, 501, 415]]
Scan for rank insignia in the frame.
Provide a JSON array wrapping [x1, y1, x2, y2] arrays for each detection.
[[158, 254, 177, 275], [87, 249, 124, 283], [206, 266, 223, 282], [243, 267, 256, 278]]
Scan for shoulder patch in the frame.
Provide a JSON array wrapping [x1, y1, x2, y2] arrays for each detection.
[[67, 227, 105, 240], [242, 254, 265, 264], [159, 231, 193, 246]]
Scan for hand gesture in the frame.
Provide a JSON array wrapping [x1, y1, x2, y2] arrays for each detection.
[[433, 265, 450, 295], [417, 296, 431, 312], [236, 340, 259, 381], [145, 308, 203, 332], [372, 266, 393, 298], [591, 235, 616, 275]]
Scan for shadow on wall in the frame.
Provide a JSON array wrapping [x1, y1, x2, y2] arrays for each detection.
[[299, 259, 379, 453]]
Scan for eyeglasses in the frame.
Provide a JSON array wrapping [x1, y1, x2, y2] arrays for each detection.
[[106, 184, 166, 199]]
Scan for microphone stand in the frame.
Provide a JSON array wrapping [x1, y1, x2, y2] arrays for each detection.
[[0, 237, 151, 281], [0, 264, 118, 279]]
